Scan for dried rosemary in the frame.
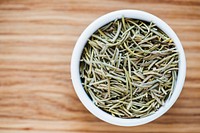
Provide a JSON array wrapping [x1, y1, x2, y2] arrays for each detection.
[[80, 17, 179, 118]]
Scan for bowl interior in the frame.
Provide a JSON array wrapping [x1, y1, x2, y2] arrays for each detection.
[[71, 10, 186, 126]]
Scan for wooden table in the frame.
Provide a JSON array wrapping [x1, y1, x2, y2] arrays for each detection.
[[0, 0, 199, 132]]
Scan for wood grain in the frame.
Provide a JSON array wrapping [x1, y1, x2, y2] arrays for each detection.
[[0, 0, 200, 132]]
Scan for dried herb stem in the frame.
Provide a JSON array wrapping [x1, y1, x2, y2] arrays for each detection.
[[80, 17, 179, 118]]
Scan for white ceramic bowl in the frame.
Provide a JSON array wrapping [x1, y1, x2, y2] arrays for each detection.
[[71, 10, 186, 126]]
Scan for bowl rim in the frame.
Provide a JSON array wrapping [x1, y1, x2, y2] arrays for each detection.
[[70, 10, 186, 126]]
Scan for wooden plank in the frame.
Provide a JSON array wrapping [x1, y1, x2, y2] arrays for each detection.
[[0, 0, 200, 132]]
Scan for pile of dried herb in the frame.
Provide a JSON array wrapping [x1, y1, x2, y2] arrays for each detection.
[[80, 17, 179, 118]]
